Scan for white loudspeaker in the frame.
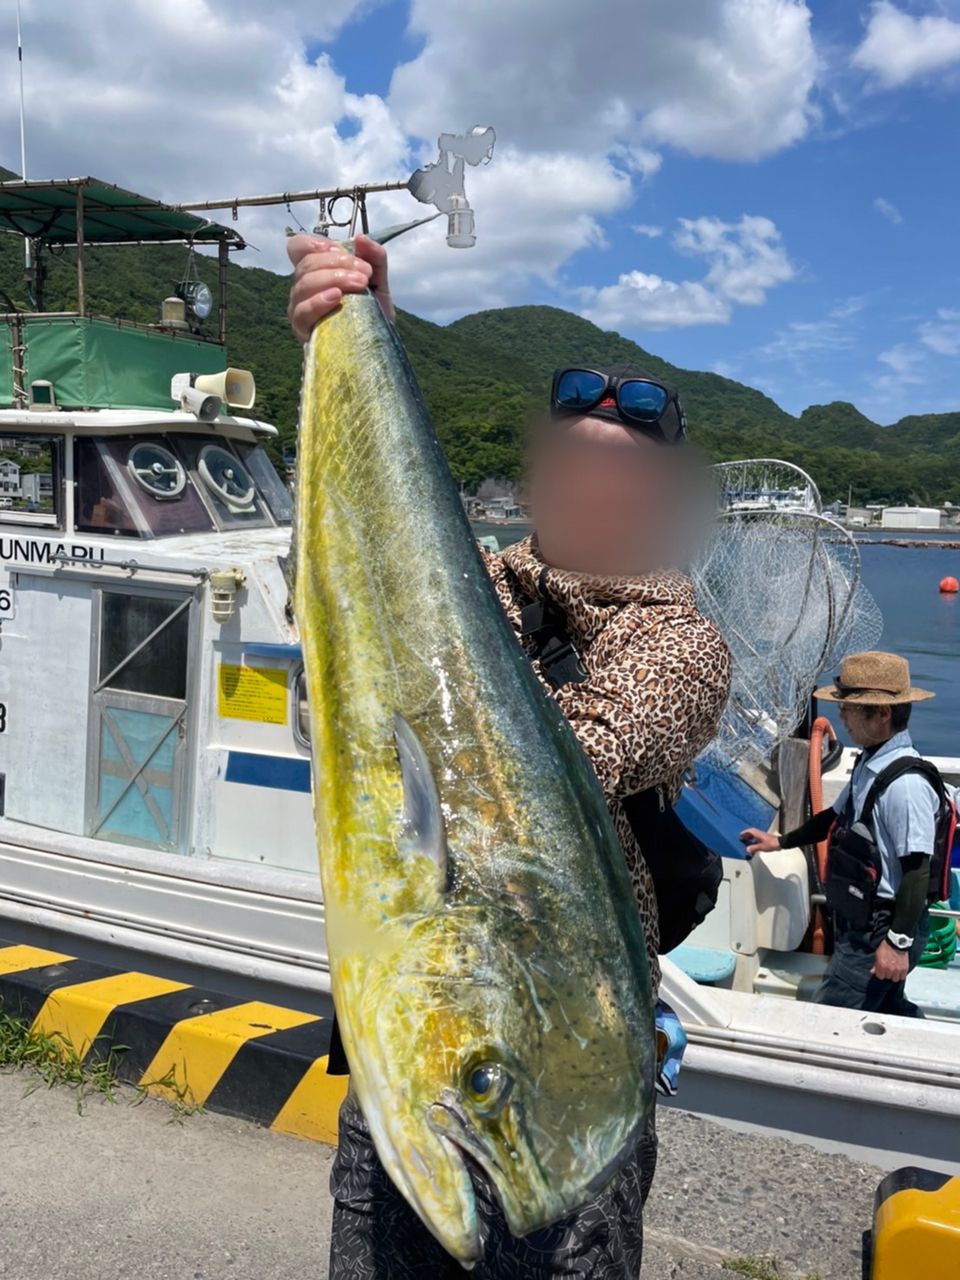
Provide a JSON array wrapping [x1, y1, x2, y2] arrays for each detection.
[[194, 367, 256, 410]]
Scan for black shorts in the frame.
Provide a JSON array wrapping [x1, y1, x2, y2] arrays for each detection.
[[328, 1090, 657, 1279]]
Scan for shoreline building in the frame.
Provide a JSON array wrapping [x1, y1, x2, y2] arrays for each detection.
[[880, 506, 942, 531]]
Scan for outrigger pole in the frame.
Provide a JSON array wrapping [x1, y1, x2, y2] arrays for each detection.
[[15, 0, 31, 279], [175, 125, 496, 249], [176, 180, 412, 237]]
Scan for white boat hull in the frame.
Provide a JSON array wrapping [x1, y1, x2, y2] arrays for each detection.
[[660, 960, 960, 1173]]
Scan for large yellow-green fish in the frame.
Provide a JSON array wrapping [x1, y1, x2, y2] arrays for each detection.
[[293, 274, 654, 1266]]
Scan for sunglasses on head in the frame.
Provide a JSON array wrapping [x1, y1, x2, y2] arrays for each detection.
[[550, 368, 686, 443]]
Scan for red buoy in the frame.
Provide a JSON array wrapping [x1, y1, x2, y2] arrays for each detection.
[[940, 576, 959, 594]]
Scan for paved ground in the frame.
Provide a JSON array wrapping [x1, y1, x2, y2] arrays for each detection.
[[0, 1069, 883, 1279]]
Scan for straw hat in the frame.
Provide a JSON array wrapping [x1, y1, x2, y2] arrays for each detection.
[[814, 651, 935, 705]]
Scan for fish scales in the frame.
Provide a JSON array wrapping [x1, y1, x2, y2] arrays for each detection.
[[294, 289, 654, 1266]]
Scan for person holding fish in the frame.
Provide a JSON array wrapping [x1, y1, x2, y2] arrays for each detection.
[[288, 233, 731, 1279]]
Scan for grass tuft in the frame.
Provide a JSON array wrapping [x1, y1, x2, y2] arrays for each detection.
[[136, 1063, 206, 1123], [0, 1010, 124, 1112], [723, 1260, 783, 1280], [0, 1006, 204, 1122], [722, 1259, 823, 1280]]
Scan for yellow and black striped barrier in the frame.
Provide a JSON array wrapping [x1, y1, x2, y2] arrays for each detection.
[[0, 941, 347, 1143]]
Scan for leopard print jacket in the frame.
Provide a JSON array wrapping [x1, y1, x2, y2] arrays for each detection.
[[483, 535, 731, 989]]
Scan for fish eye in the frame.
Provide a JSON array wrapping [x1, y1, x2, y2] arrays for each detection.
[[462, 1059, 513, 1117]]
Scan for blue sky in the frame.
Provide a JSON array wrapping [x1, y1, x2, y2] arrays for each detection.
[[319, 0, 960, 424], [3, 0, 960, 425]]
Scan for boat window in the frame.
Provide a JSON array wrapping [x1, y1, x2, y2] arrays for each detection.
[[75, 434, 278, 538], [99, 591, 190, 700], [199, 444, 256, 508], [175, 435, 271, 530], [293, 666, 310, 746], [236, 443, 293, 524], [0, 433, 62, 528], [75, 437, 215, 538], [127, 442, 186, 499], [74, 439, 140, 536]]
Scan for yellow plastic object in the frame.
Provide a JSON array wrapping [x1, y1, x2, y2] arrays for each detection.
[[871, 1167, 960, 1280]]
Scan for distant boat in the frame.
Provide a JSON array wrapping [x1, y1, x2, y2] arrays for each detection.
[[714, 458, 821, 517], [725, 485, 819, 515]]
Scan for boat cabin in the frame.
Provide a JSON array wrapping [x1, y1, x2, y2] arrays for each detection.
[[0, 178, 320, 992]]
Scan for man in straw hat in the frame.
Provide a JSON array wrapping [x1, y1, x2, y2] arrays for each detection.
[[742, 651, 938, 1016]]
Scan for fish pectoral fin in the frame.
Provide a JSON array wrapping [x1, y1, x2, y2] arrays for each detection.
[[394, 713, 448, 884]]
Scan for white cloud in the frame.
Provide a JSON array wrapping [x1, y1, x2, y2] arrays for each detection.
[[756, 316, 856, 362], [873, 195, 903, 224], [672, 214, 795, 304], [581, 212, 793, 331], [860, 309, 960, 422], [919, 308, 960, 356], [853, 2, 960, 89], [1, 0, 405, 274], [581, 272, 731, 331], [388, 148, 632, 320], [0, 0, 814, 326], [877, 343, 923, 378], [613, 146, 663, 180], [391, 0, 818, 163], [204, 0, 373, 41], [633, 224, 664, 238], [829, 295, 868, 319]]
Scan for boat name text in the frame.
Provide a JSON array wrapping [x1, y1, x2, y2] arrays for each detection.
[[0, 539, 106, 565]]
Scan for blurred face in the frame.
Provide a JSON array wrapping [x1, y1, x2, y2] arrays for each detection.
[[838, 702, 893, 748], [529, 415, 694, 576]]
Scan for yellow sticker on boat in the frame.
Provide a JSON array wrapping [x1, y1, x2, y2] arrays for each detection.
[[218, 663, 288, 724]]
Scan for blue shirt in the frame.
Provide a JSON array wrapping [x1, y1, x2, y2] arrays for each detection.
[[832, 730, 938, 898]]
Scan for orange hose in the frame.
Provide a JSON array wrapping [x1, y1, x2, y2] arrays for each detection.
[[807, 716, 837, 955]]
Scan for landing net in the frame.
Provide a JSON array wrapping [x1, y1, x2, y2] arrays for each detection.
[[691, 459, 883, 768]]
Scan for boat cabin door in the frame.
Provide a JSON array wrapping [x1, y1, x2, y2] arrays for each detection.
[[86, 585, 195, 852]]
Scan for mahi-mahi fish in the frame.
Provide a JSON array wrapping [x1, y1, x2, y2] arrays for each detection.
[[293, 267, 654, 1266]]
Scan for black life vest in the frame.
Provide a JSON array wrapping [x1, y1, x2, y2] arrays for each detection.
[[826, 755, 957, 927]]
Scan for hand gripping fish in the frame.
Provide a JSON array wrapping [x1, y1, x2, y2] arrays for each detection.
[[293, 243, 654, 1266]]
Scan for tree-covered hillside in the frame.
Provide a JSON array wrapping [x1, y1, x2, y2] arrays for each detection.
[[0, 224, 957, 504]]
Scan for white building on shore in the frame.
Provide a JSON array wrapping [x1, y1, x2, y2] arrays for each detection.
[[880, 506, 942, 530]]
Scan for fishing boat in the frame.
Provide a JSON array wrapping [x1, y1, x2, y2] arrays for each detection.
[[658, 475, 960, 1175], [0, 176, 328, 1004], [659, 743, 960, 1175], [715, 458, 820, 516], [0, 139, 493, 1007]]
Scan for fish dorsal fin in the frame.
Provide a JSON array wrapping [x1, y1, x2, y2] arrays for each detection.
[[394, 713, 448, 885]]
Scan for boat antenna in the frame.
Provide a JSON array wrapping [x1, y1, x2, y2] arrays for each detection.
[[15, 0, 32, 277]]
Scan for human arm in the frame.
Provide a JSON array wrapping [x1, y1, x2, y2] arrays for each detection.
[[890, 852, 931, 936], [871, 851, 931, 981], [871, 776, 938, 979], [877, 777, 937, 935], [739, 806, 837, 856], [551, 607, 731, 802], [287, 234, 395, 343]]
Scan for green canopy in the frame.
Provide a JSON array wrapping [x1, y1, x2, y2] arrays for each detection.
[[0, 177, 245, 248]]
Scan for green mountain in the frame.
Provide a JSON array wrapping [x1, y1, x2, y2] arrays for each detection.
[[0, 222, 956, 504]]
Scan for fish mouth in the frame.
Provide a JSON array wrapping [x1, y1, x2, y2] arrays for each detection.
[[420, 1125, 483, 1267], [351, 1073, 483, 1266], [427, 1093, 553, 1237], [427, 1092, 648, 1238]]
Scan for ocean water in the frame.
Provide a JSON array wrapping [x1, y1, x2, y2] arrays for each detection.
[[843, 538, 960, 759], [472, 522, 960, 759]]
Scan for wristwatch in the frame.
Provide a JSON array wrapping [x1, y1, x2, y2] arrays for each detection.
[[886, 929, 913, 952]]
